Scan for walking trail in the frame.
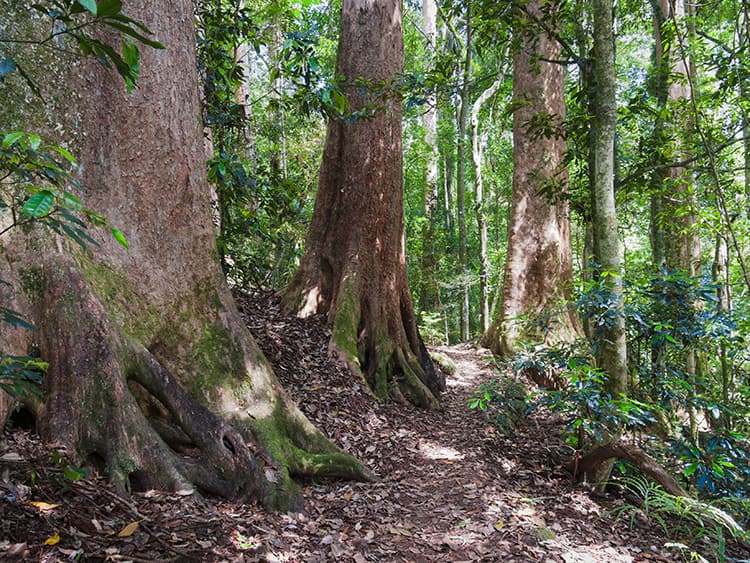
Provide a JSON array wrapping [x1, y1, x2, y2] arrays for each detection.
[[0, 292, 737, 561]]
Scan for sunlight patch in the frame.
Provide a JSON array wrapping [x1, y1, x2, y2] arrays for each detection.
[[298, 287, 321, 318], [418, 439, 465, 461]]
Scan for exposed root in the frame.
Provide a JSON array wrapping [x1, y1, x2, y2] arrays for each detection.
[[570, 441, 687, 497], [126, 343, 269, 501]]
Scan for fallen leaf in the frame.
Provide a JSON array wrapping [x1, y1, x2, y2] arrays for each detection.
[[320, 534, 334, 545], [117, 521, 140, 537], [29, 501, 59, 512], [2, 543, 27, 557], [0, 452, 23, 462], [43, 533, 60, 546]]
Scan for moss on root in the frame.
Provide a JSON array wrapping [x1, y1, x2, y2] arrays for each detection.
[[248, 400, 372, 510]]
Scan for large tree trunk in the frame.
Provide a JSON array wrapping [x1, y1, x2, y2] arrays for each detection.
[[483, 0, 580, 356], [281, 0, 444, 409], [0, 0, 369, 510]]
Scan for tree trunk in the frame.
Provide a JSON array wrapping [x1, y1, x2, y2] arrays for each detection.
[[483, 0, 579, 356], [471, 79, 501, 335], [649, 0, 700, 274], [0, 0, 369, 510], [588, 0, 628, 484], [419, 0, 441, 317], [455, 5, 473, 342], [280, 0, 444, 409]]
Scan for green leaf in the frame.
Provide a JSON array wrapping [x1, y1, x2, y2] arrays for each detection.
[[48, 145, 77, 164], [121, 40, 139, 93], [62, 463, 87, 481], [28, 133, 42, 150], [2, 131, 24, 148], [77, 0, 97, 15], [84, 210, 106, 226], [110, 227, 128, 248], [22, 191, 55, 217], [104, 21, 165, 49], [0, 58, 17, 79], [60, 191, 83, 211], [96, 0, 122, 17]]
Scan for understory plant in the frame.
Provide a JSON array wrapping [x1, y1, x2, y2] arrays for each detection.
[[609, 473, 747, 561]]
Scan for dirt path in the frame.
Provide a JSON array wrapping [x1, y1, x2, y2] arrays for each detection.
[[263, 343, 656, 563], [238, 294, 685, 561], [1, 294, 736, 561]]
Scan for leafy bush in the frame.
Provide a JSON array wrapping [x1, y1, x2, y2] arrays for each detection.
[[468, 378, 530, 435]]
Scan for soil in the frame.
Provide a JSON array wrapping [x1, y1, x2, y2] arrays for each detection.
[[1, 291, 747, 562]]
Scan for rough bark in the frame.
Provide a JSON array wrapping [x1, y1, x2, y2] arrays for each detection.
[[280, 0, 444, 409], [0, 0, 369, 510], [483, 0, 580, 356]]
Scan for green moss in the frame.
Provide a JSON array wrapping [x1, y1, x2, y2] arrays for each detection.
[[249, 399, 369, 510], [186, 323, 246, 399], [429, 351, 457, 376], [79, 262, 160, 343], [79, 262, 248, 402], [330, 280, 361, 370], [18, 267, 47, 304]]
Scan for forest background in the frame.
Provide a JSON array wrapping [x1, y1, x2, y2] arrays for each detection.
[[1, 0, 750, 548]]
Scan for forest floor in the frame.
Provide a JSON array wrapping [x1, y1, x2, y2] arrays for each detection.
[[1, 291, 748, 562]]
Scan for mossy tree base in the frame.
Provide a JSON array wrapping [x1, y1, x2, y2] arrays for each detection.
[[6, 256, 372, 511], [0, 0, 371, 512], [279, 0, 444, 409], [284, 270, 443, 410]]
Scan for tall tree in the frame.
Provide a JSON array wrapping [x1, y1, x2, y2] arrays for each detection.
[[418, 0, 442, 318], [649, 0, 699, 274], [591, 0, 628, 397], [455, 3, 473, 341], [471, 77, 502, 334], [0, 0, 368, 510], [281, 0, 444, 408], [483, 0, 579, 355]]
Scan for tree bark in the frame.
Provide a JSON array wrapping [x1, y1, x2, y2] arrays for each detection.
[[471, 79, 501, 335], [0, 0, 369, 510], [418, 0, 442, 319], [591, 0, 627, 398], [281, 0, 444, 408], [455, 5, 473, 342], [483, 0, 580, 356], [571, 442, 688, 497], [588, 0, 628, 486], [649, 0, 700, 274]]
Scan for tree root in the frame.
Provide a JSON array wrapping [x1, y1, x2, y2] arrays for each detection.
[[569, 441, 687, 496], [14, 259, 371, 511]]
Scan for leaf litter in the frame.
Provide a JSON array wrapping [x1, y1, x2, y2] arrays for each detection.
[[0, 290, 747, 561]]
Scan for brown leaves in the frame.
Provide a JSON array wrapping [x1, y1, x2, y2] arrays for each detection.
[[2, 292, 747, 561]]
